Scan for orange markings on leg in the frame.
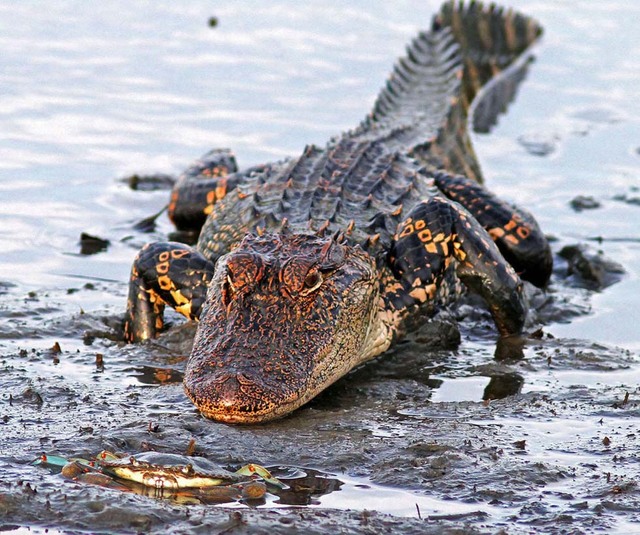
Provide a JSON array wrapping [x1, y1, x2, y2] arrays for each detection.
[[215, 178, 228, 200], [157, 275, 172, 291], [418, 228, 432, 243], [398, 223, 415, 239], [170, 249, 189, 259], [505, 235, 519, 245], [488, 227, 505, 239]]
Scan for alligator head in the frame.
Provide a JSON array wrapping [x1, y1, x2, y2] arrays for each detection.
[[184, 231, 390, 423]]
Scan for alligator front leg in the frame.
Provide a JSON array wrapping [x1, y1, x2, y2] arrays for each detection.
[[432, 170, 552, 287], [168, 148, 239, 233], [389, 196, 526, 337], [124, 242, 216, 343]]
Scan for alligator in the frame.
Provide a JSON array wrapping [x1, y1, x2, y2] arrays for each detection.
[[123, 1, 552, 423]]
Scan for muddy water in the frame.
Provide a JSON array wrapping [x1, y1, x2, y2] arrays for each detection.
[[1, 1, 639, 533]]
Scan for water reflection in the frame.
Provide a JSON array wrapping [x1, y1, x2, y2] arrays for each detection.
[[271, 467, 343, 506], [482, 373, 524, 401], [427, 373, 524, 403], [130, 365, 185, 385]]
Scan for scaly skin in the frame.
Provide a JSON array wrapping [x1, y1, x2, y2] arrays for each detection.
[[185, 232, 387, 423], [124, 2, 551, 423]]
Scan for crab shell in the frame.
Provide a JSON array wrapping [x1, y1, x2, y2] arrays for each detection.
[[97, 452, 245, 489]]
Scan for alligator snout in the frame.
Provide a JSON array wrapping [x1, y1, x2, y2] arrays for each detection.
[[207, 372, 270, 412], [184, 368, 301, 424]]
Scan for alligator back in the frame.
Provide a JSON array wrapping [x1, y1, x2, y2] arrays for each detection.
[[197, 1, 542, 260]]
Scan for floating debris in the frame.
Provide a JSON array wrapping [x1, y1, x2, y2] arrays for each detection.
[[558, 244, 625, 290], [79, 233, 110, 255], [517, 132, 559, 157], [122, 173, 175, 191], [569, 195, 601, 212]]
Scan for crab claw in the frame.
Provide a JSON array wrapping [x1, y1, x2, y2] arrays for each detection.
[[235, 463, 287, 489], [32, 453, 70, 469]]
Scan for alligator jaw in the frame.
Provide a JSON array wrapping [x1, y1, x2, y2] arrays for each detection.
[[184, 371, 321, 424]]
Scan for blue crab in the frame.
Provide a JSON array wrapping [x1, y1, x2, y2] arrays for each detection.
[[34, 451, 285, 503]]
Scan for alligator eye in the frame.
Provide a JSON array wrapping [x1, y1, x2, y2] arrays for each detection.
[[221, 273, 235, 307], [302, 270, 323, 294]]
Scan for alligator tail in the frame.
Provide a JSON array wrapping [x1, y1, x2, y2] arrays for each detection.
[[424, 1, 542, 181], [358, 1, 542, 183]]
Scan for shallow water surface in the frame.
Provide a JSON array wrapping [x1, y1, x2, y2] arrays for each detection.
[[1, 1, 640, 533]]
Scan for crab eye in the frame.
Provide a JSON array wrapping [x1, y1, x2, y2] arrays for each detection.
[[182, 463, 194, 475], [302, 270, 323, 293]]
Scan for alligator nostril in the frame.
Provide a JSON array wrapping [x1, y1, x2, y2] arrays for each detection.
[[214, 373, 242, 407], [205, 372, 266, 413]]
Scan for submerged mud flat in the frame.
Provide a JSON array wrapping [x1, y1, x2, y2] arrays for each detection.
[[1, 0, 640, 533]]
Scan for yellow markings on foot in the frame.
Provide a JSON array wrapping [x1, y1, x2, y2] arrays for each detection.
[[175, 301, 193, 319], [453, 241, 466, 262], [170, 289, 189, 306], [409, 283, 436, 303], [384, 279, 404, 295]]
